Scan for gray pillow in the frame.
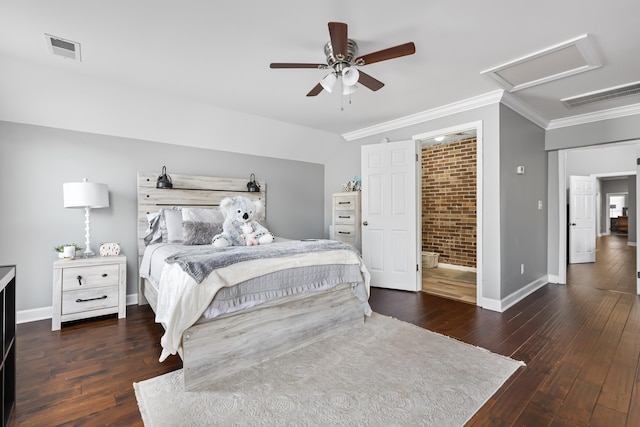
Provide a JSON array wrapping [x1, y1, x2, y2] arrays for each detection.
[[182, 207, 224, 225], [144, 212, 163, 246], [183, 221, 223, 245]]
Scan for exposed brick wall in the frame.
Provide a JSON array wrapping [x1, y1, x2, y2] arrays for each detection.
[[422, 138, 476, 268]]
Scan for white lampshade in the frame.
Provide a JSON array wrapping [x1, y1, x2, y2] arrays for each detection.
[[320, 72, 337, 93], [342, 67, 360, 86], [63, 179, 109, 208], [63, 178, 109, 257], [342, 83, 358, 96]]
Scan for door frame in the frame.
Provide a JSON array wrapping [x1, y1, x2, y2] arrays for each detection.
[[413, 120, 484, 306], [556, 148, 636, 284]]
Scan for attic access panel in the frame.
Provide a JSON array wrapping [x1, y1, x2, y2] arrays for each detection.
[[481, 34, 601, 92]]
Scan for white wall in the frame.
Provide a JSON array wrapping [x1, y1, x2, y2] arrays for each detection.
[[0, 56, 344, 165], [0, 121, 325, 316]]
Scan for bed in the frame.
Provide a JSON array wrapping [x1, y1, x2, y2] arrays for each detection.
[[137, 171, 371, 391]]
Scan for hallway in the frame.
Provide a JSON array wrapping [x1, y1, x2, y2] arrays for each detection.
[[567, 234, 635, 294]]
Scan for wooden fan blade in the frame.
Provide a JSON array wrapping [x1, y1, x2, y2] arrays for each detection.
[[328, 22, 348, 60], [270, 63, 326, 69], [357, 71, 385, 91], [306, 83, 323, 97], [355, 42, 416, 66]]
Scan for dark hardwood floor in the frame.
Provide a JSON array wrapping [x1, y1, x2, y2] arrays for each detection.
[[11, 234, 640, 426]]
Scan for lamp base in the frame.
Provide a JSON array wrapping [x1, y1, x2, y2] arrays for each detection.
[[82, 248, 96, 258]]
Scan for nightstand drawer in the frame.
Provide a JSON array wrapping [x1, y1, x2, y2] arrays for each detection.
[[334, 211, 356, 225], [62, 264, 120, 291], [62, 285, 119, 315]]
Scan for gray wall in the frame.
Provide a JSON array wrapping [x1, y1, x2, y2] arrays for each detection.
[[546, 114, 640, 151], [0, 121, 324, 313], [499, 105, 547, 297]]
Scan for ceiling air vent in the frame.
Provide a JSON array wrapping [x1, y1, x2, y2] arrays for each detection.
[[561, 81, 640, 108], [45, 34, 81, 61]]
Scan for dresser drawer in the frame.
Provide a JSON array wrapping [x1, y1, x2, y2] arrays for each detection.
[[334, 210, 357, 225], [62, 285, 119, 315], [334, 194, 357, 209], [334, 225, 357, 245], [62, 264, 120, 291]]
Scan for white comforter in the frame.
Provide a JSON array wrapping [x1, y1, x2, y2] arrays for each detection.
[[149, 248, 371, 361]]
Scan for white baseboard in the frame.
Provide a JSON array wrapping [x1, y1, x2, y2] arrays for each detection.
[[481, 275, 549, 313], [436, 263, 477, 273], [628, 241, 637, 247], [16, 307, 51, 324], [547, 274, 561, 284], [17, 293, 140, 324]]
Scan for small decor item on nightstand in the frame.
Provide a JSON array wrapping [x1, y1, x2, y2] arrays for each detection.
[[246, 173, 261, 192], [99, 242, 121, 256], [156, 166, 173, 189], [53, 244, 83, 259]]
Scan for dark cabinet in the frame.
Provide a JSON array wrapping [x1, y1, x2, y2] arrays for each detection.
[[0, 266, 15, 426]]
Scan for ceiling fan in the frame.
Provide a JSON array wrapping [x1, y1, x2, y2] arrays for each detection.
[[270, 22, 416, 97]]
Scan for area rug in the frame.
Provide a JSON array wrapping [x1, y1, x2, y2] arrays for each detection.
[[134, 313, 523, 426]]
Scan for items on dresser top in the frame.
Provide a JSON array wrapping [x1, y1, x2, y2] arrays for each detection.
[[52, 255, 126, 331], [332, 192, 361, 251]]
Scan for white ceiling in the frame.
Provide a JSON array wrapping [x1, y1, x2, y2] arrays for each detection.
[[1, 0, 640, 138]]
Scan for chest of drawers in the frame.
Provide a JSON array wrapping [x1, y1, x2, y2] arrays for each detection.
[[332, 192, 361, 251], [52, 255, 126, 331]]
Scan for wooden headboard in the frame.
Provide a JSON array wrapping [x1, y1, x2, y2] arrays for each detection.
[[137, 171, 266, 258]]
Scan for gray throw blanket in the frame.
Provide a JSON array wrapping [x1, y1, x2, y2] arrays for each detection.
[[165, 239, 361, 283]]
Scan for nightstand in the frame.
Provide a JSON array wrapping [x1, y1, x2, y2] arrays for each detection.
[[52, 255, 126, 331]]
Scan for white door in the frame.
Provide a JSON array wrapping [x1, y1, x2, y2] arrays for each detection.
[[636, 160, 640, 294], [361, 140, 419, 291], [569, 175, 596, 264]]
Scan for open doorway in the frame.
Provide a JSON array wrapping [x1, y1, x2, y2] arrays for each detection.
[[606, 191, 628, 235], [413, 121, 483, 305], [557, 143, 637, 289]]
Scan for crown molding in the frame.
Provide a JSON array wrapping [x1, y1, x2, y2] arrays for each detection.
[[342, 90, 504, 142], [500, 92, 549, 129], [342, 89, 640, 141], [547, 102, 640, 130]]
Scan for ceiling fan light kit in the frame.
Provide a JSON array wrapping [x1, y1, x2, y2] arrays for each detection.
[[342, 84, 358, 96], [342, 67, 360, 86], [320, 72, 338, 93], [270, 22, 415, 98]]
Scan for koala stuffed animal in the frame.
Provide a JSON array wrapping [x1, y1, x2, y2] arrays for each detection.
[[212, 196, 274, 247]]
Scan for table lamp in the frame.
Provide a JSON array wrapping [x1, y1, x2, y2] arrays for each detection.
[[63, 178, 109, 257]]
